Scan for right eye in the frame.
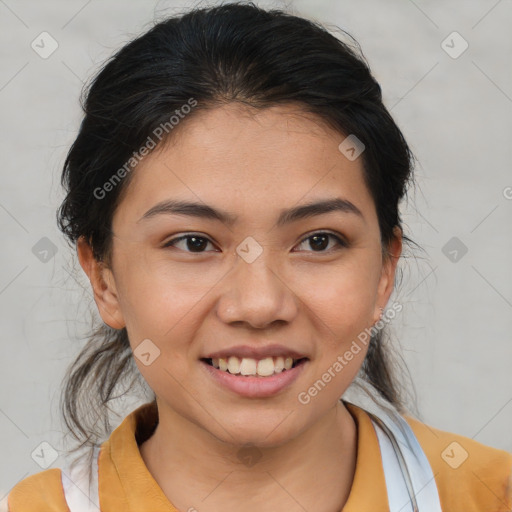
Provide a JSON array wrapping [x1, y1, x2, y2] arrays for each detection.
[[163, 234, 218, 253]]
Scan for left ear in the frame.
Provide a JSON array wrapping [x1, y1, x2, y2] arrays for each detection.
[[374, 226, 402, 324]]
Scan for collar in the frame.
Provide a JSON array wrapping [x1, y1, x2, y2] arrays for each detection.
[[98, 400, 388, 511]]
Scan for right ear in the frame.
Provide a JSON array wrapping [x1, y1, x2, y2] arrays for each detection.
[[76, 236, 126, 330]]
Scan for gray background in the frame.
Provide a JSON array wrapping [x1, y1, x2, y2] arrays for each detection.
[[1, 0, 511, 505]]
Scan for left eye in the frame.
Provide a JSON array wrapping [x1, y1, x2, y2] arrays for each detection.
[[294, 232, 347, 252]]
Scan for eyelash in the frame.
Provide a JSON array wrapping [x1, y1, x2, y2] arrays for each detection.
[[162, 231, 348, 254]]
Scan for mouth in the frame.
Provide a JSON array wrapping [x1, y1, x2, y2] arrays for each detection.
[[200, 356, 309, 377], [199, 355, 309, 398]]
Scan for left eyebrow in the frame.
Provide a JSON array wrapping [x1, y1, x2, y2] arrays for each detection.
[[275, 197, 364, 227], [137, 197, 364, 226]]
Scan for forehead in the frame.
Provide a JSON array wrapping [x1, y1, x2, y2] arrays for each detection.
[[113, 103, 376, 225]]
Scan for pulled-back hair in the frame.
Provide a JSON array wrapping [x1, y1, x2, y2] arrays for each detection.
[[57, 1, 417, 454]]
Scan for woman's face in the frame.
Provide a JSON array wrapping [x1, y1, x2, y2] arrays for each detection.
[[82, 103, 401, 447]]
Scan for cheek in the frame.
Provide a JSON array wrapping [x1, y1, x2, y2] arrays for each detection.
[[114, 247, 216, 339], [119, 271, 200, 392], [297, 252, 381, 338], [294, 258, 380, 405]]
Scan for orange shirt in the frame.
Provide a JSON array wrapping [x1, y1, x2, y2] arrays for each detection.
[[8, 400, 512, 511]]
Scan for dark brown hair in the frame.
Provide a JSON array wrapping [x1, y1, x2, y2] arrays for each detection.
[[57, 1, 417, 454]]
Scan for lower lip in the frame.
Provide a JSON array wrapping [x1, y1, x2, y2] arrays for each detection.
[[200, 359, 308, 398]]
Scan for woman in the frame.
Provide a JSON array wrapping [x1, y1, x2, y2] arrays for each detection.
[[8, 2, 511, 511]]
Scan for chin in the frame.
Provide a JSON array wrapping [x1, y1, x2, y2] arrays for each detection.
[[212, 415, 303, 450]]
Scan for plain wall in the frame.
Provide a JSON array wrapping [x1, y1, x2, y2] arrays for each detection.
[[1, 0, 511, 504]]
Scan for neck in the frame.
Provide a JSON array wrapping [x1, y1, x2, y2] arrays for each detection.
[[139, 400, 358, 512]]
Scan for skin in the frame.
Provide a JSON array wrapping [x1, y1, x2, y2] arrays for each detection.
[[78, 103, 402, 512]]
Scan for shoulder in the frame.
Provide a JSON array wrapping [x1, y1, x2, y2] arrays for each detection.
[[8, 468, 69, 512], [405, 414, 512, 512]]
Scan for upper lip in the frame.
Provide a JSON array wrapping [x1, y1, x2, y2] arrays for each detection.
[[202, 344, 309, 360]]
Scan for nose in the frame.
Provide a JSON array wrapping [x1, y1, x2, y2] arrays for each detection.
[[216, 252, 298, 329]]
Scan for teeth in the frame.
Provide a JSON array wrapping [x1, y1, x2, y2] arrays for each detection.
[[274, 356, 284, 373], [227, 356, 241, 374], [240, 358, 257, 375], [208, 355, 303, 376], [257, 357, 275, 377]]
